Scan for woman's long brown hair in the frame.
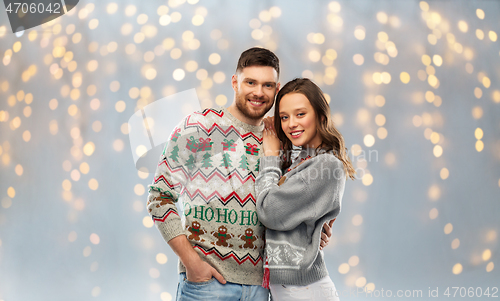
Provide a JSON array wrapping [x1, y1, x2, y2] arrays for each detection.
[[274, 78, 356, 180]]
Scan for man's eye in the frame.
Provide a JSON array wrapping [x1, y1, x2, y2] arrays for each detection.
[[247, 81, 254, 85], [265, 84, 273, 88]]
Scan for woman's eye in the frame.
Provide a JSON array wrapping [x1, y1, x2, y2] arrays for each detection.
[[280, 116, 288, 120], [297, 113, 305, 117]]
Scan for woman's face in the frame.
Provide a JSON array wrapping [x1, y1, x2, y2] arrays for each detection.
[[278, 92, 322, 148]]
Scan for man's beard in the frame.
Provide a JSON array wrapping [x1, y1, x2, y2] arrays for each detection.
[[234, 93, 272, 121]]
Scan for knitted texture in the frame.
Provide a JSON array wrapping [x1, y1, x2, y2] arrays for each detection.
[[147, 107, 266, 285], [255, 148, 346, 286]]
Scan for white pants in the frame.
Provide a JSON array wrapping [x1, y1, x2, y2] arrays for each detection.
[[270, 276, 340, 301]]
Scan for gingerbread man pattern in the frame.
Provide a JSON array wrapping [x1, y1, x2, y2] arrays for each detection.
[[211, 225, 234, 247], [147, 194, 174, 213], [186, 221, 207, 242], [238, 228, 259, 249]]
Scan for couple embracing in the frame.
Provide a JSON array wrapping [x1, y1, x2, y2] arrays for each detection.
[[147, 47, 355, 301]]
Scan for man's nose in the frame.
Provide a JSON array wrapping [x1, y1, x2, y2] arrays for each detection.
[[253, 85, 264, 97]]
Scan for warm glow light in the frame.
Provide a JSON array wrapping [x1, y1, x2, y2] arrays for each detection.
[[433, 145, 443, 157], [433, 55, 443, 66], [363, 134, 375, 147], [354, 26, 365, 40], [156, 253, 168, 264], [353, 54, 364, 65], [444, 223, 453, 234], [482, 249, 491, 261], [309, 50, 321, 62], [338, 263, 350, 274], [489, 31, 498, 42], [362, 174, 373, 186], [419, 1, 429, 11], [476, 8, 485, 19], [476, 29, 485, 40], [376, 12, 388, 24], [7, 187, 16, 198], [352, 214, 363, 226], [472, 106, 483, 119], [143, 216, 154, 228], [486, 262, 494, 272], [452, 263, 463, 274], [88, 178, 99, 190], [475, 140, 484, 152], [208, 53, 221, 65], [428, 184, 440, 201], [429, 208, 438, 219], [400, 72, 410, 83], [348, 256, 359, 266], [90, 233, 100, 245], [475, 128, 483, 140], [458, 21, 468, 33], [440, 168, 449, 180]]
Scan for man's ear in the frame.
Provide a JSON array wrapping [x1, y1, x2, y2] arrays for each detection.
[[276, 82, 281, 93], [231, 74, 238, 92]]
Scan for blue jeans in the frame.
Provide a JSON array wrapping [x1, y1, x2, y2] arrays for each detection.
[[176, 272, 270, 301]]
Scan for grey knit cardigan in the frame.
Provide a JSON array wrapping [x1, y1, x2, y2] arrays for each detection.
[[255, 148, 346, 286]]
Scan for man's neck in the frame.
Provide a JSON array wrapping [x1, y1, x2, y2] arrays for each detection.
[[227, 103, 263, 126]]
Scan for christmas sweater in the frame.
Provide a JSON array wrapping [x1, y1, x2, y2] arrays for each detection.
[[147, 107, 265, 285], [255, 148, 346, 286]]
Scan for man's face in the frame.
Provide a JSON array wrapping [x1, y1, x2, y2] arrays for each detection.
[[231, 66, 279, 121]]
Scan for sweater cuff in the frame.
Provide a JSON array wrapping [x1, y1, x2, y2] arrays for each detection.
[[259, 156, 282, 171], [156, 215, 185, 243]]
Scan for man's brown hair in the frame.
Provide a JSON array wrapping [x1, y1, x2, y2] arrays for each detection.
[[236, 47, 280, 77]]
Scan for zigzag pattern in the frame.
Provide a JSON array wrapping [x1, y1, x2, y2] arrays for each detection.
[[153, 173, 256, 206], [185, 114, 263, 142], [157, 158, 258, 185], [151, 208, 179, 222], [193, 108, 224, 117], [194, 244, 262, 266], [183, 190, 255, 206]]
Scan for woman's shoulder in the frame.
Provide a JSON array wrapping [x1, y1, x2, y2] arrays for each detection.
[[309, 151, 343, 166], [297, 152, 346, 178]]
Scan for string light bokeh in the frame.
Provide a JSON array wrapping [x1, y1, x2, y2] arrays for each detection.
[[0, 0, 499, 300]]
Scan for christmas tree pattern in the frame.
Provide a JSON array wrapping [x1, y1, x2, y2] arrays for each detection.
[[238, 155, 249, 170], [254, 158, 260, 172], [185, 154, 196, 171], [201, 152, 213, 169], [169, 145, 180, 163], [161, 143, 168, 156], [220, 152, 233, 168]]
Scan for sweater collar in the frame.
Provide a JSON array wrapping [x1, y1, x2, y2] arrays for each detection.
[[220, 107, 265, 134], [298, 146, 326, 159]]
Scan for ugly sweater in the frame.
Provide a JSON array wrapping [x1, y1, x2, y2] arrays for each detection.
[[147, 107, 266, 285], [255, 148, 346, 286]]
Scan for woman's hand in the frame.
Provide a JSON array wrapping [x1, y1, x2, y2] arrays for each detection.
[[262, 116, 280, 157]]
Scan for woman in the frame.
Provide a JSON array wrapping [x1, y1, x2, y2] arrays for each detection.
[[256, 78, 356, 300]]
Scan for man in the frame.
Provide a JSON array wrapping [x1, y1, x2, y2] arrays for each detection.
[[147, 47, 333, 300]]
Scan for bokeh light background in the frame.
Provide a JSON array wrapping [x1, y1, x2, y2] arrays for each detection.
[[0, 0, 499, 300]]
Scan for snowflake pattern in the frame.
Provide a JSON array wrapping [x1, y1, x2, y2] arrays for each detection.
[[266, 241, 305, 268], [267, 245, 282, 264]]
